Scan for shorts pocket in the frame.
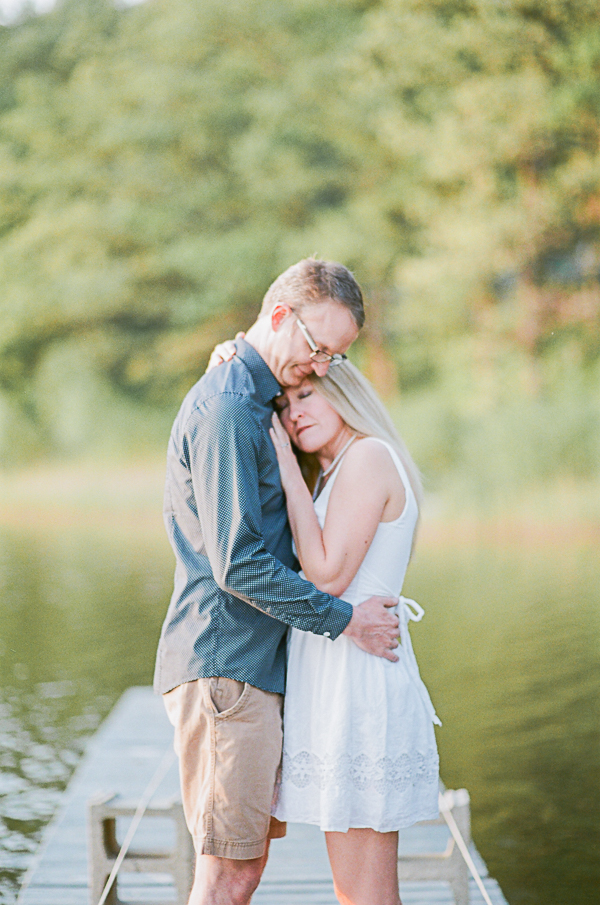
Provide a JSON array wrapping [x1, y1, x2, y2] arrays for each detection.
[[205, 677, 250, 718]]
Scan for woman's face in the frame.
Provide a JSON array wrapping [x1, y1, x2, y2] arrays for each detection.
[[275, 379, 348, 454]]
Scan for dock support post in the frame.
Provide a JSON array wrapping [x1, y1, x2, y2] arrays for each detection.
[[397, 788, 471, 905], [87, 792, 194, 905]]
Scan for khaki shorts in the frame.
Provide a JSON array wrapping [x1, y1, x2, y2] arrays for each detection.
[[163, 678, 286, 859]]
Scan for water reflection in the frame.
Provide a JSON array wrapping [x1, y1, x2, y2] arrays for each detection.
[[0, 525, 173, 900], [0, 526, 598, 905], [405, 544, 600, 905], [0, 682, 96, 899]]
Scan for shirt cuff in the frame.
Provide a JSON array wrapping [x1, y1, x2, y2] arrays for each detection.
[[317, 596, 353, 640]]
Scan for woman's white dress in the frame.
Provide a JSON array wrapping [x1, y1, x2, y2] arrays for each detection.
[[273, 439, 441, 833]]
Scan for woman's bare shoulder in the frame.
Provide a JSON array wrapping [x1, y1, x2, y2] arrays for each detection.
[[335, 437, 398, 490], [342, 436, 395, 469]]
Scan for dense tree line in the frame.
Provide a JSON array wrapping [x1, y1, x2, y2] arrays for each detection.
[[1, 0, 599, 484]]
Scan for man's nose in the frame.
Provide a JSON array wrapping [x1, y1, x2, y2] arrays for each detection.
[[311, 360, 330, 377]]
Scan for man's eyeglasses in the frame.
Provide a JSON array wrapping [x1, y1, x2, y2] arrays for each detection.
[[293, 314, 348, 367]]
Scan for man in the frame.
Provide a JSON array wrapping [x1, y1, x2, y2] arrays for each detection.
[[154, 259, 400, 905]]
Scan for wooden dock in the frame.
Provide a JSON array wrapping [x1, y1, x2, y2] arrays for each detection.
[[18, 687, 509, 905]]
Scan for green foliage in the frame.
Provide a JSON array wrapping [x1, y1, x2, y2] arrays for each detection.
[[394, 351, 600, 506], [0, 0, 599, 490]]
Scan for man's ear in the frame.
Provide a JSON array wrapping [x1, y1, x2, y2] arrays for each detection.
[[270, 303, 292, 332]]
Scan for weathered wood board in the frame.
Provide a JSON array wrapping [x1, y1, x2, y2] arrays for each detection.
[[18, 687, 509, 905]]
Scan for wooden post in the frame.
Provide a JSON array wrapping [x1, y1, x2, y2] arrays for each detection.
[[87, 792, 194, 905], [397, 788, 471, 905]]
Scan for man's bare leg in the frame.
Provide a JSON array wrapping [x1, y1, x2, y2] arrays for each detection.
[[188, 842, 270, 905]]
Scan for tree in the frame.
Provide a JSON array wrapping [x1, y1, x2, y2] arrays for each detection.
[[1, 0, 599, 468]]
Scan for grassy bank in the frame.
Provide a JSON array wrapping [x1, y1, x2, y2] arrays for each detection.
[[0, 458, 167, 537], [1, 457, 599, 547]]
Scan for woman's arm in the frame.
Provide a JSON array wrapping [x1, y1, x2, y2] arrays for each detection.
[[270, 416, 405, 597]]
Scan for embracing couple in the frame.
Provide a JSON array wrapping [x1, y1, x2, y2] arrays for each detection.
[[154, 259, 440, 905]]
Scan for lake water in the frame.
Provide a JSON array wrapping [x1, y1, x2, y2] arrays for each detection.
[[0, 521, 598, 904]]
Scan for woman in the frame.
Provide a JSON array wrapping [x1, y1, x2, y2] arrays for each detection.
[[268, 361, 440, 905]]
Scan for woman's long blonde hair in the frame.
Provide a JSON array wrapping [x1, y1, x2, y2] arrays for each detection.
[[304, 361, 423, 506]]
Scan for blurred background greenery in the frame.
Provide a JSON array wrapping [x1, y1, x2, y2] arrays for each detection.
[[0, 0, 599, 512]]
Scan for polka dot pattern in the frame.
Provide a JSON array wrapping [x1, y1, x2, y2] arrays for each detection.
[[154, 339, 353, 696]]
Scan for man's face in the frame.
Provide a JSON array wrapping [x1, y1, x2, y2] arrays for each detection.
[[269, 300, 359, 388]]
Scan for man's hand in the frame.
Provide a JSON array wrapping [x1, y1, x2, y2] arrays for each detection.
[[342, 596, 400, 662]]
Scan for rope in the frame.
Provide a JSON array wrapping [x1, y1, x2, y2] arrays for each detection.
[[438, 790, 494, 905], [97, 746, 176, 905], [95, 754, 491, 905]]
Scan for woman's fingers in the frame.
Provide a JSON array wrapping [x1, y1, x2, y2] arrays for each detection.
[[205, 339, 239, 372], [270, 419, 294, 467], [271, 412, 288, 444], [269, 423, 283, 443], [269, 428, 287, 467], [219, 341, 237, 359]]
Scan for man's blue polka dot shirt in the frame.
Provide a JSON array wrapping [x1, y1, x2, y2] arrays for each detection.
[[154, 339, 353, 696]]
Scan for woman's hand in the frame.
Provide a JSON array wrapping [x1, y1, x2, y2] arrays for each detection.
[[269, 412, 304, 492], [205, 332, 245, 373]]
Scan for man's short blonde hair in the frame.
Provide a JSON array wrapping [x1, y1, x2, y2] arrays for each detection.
[[260, 258, 365, 329]]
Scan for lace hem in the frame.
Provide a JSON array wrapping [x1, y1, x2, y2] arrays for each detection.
[[281, 747, 439, 794]]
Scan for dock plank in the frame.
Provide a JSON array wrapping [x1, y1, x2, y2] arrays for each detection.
[[18, 687, 509, 905]]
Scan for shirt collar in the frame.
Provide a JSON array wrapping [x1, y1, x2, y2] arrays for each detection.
[[235, 338, 282, 404]]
